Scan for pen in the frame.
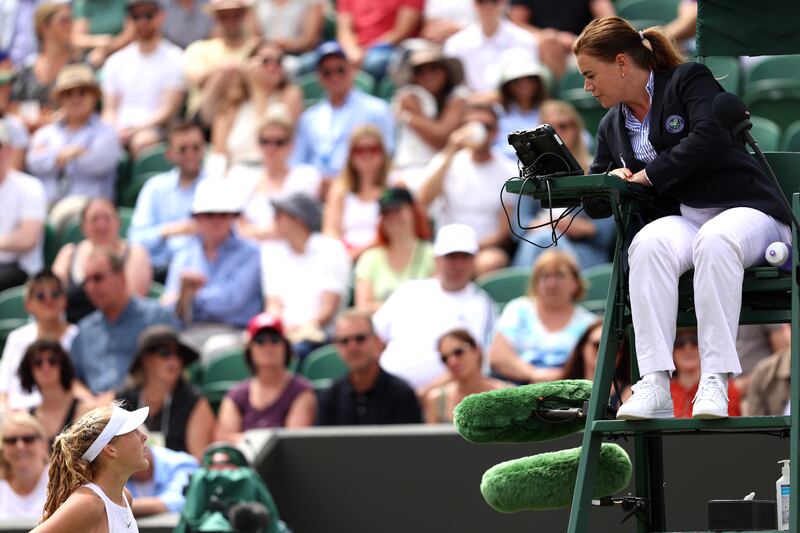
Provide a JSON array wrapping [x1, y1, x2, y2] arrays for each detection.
[[620, 154, 627, 169]]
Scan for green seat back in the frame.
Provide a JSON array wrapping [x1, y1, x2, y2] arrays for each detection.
[[0, 286, 27, 321], [119, 171, 159, 208], [750, 116, 782, 152], [203, 349, 250, 385], [615, 0, 681, 25], [558, 68, 585, 97], [298, 344, 347, 382], [762, 151, 800, 200], [560, 88, 607, 136], [697, 56, 742, 95], [131, 143, 172, 179], [475, 266, 531, 309], [578, 263, 613, 313], [59, 206, 135, 247], [374, 77, 396, 101], [746, 55, 800, 89], [780, 119, 800, 151], [742, 80, 800, 132], [43, 222, 59, 267], [147, 281, 164, 299]]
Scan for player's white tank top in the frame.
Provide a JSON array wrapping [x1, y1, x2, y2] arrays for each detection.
[[83, 482, 138, 533]]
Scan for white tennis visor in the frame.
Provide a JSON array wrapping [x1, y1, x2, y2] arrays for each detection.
[[81, 405, 149, 463]]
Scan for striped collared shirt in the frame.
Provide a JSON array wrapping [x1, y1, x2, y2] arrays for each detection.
[[621, 71, 659, 164]]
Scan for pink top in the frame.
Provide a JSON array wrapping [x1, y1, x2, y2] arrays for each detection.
[[228, 376, 312, 429]]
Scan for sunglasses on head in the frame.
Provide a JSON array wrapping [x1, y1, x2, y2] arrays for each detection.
[[674, 334, 699, 348], [130, 10, 157, 21], [32, 354, 60, 368], [253, 329, 283, 345], [258, 137, 289, 147], [440, 344, 470, 364], [335, 333, 370, 347], [2, 434, 39, 446], [352, 145, 382, 157], [33, 288, 63, 302], [175, 143, 203, 154], [320, 65, 347, 78]]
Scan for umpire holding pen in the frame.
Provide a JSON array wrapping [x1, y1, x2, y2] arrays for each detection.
[[573, 16, 790, 421]]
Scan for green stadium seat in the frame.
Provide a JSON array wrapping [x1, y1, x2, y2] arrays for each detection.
[[43, 222, 59, 267], [58, 206, 135, 248], [780, 118, 800, 151], [0, 286, 27, 350], [374, 77, 396, 101], [745, 55, 800, 90], [615, 0, 681, 25], [559, 88, 607, 136], [626, 19, 665, 31], [131, 143, 172, 180], [119, 171, 159, 208], [578, 263, 613, 314], [298, 344, 347, 382], [475, 266, 531, 310], [742, 79, 800, 132], [201, 349, 251, 411], [557, 68, 585, 98], [749, 116, 782, 151], [697, 56, 742, 95], [148, 282, 165, 299], [297, 71, 377, 108]]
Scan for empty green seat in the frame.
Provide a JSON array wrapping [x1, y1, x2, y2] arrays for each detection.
[[697, 56, 742, 95], [201, 349, 251, 411], [131, 144, 172, 179], [298, 344, 347, 383], [578, 263, 613, 313], [0, 285, 27, 321], [749, 116, 782, 151], [745, 55, 800, 90], [560, 88, 607, 136], [615, 0, 681, 25], [476, 266, 531, 310], [742, 79, 800, 132], [780, 118, 800, 151]]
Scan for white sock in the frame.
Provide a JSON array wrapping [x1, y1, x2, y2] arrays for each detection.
[[701, 372, 729, 387], [642, 371, 670, 391]]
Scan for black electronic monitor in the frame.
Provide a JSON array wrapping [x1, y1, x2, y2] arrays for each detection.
[[508, 124, 585, 178]]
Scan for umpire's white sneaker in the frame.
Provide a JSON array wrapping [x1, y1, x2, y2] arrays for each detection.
[[692, 374, 729, 419], [616, 377, 674, 420]]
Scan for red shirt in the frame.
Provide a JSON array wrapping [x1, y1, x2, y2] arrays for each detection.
[[337, 0, 423, 47], [670, 379, 742, 418]]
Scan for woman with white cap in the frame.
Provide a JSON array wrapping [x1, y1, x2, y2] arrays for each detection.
[[31, 403, 149, 532], [495, 60, 551, 161]]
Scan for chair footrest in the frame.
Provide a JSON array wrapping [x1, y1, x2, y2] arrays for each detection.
[[591, 416, 790, 436]]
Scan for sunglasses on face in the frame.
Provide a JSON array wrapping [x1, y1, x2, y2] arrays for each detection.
[[413, 63, 444, 76], [674, 335, 699, 348], [352, 145, 382, 157], [32, 354, 60, 368], [148, 344, 178, 359], [335, 333, 370, 347], [130, 10, 157, 21], [440, 344, 471, 364], [320, 65, 347, 79], [2, 434, 39, 446], [175, 143, 203, 154], [476, 0, 499, 4], [258, 55, 283, 66], [258, 137, 289, 147], [253, 329, 284, 345], [33, 288, 63, 302], [62, 87, 90, 98]]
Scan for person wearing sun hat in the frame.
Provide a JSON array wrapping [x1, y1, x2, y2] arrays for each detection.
[[163, 178, 262, 353], [26, 63, 121, 220], [495, 59, 551, 161], [32, 403, 149, 532]]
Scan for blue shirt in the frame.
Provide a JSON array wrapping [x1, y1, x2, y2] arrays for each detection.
[[293, 89, 394, 178], [72, 298, 175, 393], [128, 168, 205, 269], [496, 105, 540, 161], [621, 70, 658, 164], [4, 0, 39, 67], [127, 446, 198, 513], [165, 233, 262, 328], [26, 114, 122, 205]]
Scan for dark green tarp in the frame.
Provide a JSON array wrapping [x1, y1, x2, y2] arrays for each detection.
[[697, 0, 800, 56]]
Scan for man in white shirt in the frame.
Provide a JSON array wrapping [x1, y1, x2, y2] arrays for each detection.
[[417, 102, 517, 276], [261, 192, 350, 360], [0, 119, 46, 291], [443, 0, 538, 93], [101, 0, 186, 158], [372, 223, 497, 391]]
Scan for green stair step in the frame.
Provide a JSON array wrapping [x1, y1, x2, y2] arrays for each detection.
[[592, 416, 790, 436]]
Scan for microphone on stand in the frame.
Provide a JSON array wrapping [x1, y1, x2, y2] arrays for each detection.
[[712, 92, 800, 234]]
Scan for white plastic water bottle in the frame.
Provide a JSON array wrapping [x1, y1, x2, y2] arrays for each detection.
[[765, 242, 792, 270], [776, 459, 790, 531]]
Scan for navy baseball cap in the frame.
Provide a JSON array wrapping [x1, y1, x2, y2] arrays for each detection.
[[316, 41, 346, 67]]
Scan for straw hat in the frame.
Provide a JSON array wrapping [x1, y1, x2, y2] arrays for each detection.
[[51, 64, 101, 101], [392, 45, 464, 87], [204, 0, 252, 12]]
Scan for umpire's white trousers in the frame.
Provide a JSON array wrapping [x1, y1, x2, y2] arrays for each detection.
[[629, 205, 790, 377]]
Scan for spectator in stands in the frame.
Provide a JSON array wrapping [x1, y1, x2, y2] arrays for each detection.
[[508, 0, 614, 77], [233, 110, 322, 241], [336, 0, 423, 82], [129, 121, 206, 283], [18, 340, 90, 445], [390, 44, 468, 189], [489, 250, 596, 383], [322, 125, 389, 259], [184, 0, 257, 119], [262, 192, 350, 360], [0, 119, 46, 291], [0, 56, 29, 170], [202, 40, 303, 172], [354, 187, 433, 312], [0, 412, 49, 521], [163, 178, 262, 350], [423, 328, 508, 424], [72, 0, 134, 68], [420, 0, 476, 45], [417, 102, 517, 276], [52, 198, 153, 323], [70, 247, 174, 395], [742, 324, 790, 416], [671, 327, 741, 418], [317, 309, 421, 425], [559, 320, 631, 410], [734, 324, 788, 397], [2, 0, 41, 68], [26, 64, 122, 210], [664, 0, 698, 52], [373, 223, 496, 391], [163, 0, 213, 49], [127, 445, 198, 517], [101, 0, 186, 158], [294, 41, 394, 183], [216, 312, 316, 440], [11, 2, 76, 132], [0, 271, 78, 412], [253, 0, 324, 60], [443, 0, 538, 94], [117, 325, 215, 459], [495, 60, 550, 161]]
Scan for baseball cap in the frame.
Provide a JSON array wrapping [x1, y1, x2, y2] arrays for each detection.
[[270, 192, 321, 231], [433, 223, 479, 257], [247, 312, 284, 338], [379, 187, 414, 212], [316, 41, 346, 67]]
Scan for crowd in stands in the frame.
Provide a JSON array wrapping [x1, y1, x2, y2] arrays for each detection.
[[0, 0, 792, 523]]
